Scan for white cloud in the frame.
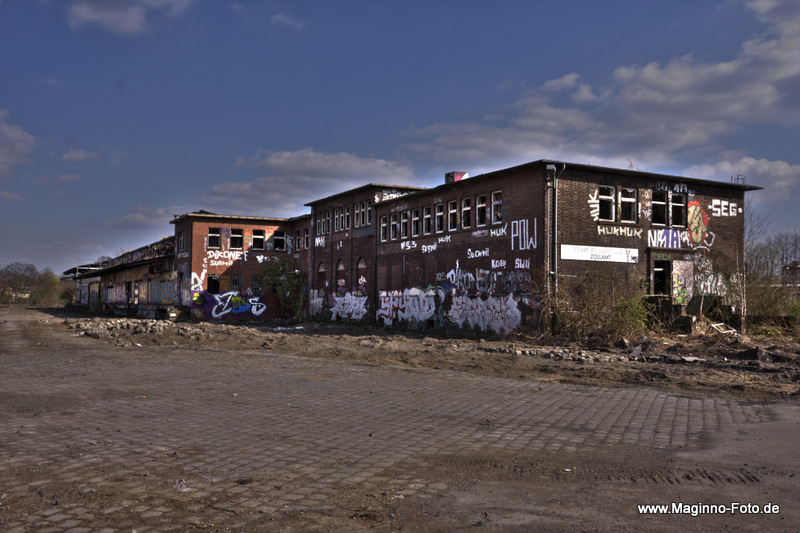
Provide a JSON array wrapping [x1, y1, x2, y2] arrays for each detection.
[[0, 109, 38, 178], [38, 78, 64, 87], [205, 148, 415, 216], [67, 0, 193, 36], [61, 148, 99, 161], [109, 150, 126, 168], [684, 157, 800, 198], [0, 190, 25, 201], [271, 13, 305, 31], [56, 173, 82, 182], [402, 0, 800, 171], [107, 205, 186, 227], [541, 72, 581, 92]]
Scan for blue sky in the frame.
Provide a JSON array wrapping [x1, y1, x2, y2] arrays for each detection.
[[1, 0, 798, 275]]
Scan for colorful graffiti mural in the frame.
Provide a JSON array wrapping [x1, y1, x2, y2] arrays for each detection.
[[687, 201, 714, 248], [190, 291, 267, 320]]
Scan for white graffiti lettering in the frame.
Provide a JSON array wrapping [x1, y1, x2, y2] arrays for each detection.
[[422, 243, 438, 254], [511, 219, 537, 250], [467, 248, 490, 259], [330, 292, 369, 320], [709, 199, 740, 217], [515, 258, 530, 269], [490, 224, 507, 238], [401, 240, 417, 250], [315, 236, 326, 247], [588, 190, 600, 221], [648, 229, 682, 249], [597, 225, 643, 238], [191, 270, 206, 291], [492, 259, 506, 269], [438, 235, 451, 243]]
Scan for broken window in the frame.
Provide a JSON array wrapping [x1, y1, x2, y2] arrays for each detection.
[[653, 261, 671, 295], [411, 209, 420, 237], [491, 190, 503, 224], [423, 206, 432, 235], [598, 186, 615, 221], [230, 229, 243, 250], [435, 203, 445, 233], [619, 188, 637, 223], [652, 191, 667, 225], [230, 274, 242, 292], [448, 200, 458, 231], [273, 231, 286, 251], [476, 194, 487, 226], [208, 228, 221, 249], [671, 193, 686, 227], [207, 274, 220, 293], [252, 229, 265, 250], [461, 197, 472, 228], [390, 214, 398, 240]]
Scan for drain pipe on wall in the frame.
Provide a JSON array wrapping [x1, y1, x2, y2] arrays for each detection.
[[545, 163, 566, 296], [554, 163, 566, 293]]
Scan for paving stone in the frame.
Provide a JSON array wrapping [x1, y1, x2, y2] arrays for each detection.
[[0, 343, 777, 530]]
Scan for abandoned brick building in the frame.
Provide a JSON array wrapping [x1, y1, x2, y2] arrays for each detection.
[[307, 161, 760, 333], [67, 159, 760, 332]]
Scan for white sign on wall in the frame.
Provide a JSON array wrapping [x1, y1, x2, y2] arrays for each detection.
[[561, 244, 639, 263]]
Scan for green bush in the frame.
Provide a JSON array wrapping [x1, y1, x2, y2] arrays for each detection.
[[60, 288, 76, 306], [261, 256, 307, 320]]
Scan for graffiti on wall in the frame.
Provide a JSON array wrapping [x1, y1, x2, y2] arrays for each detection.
[[648, 229, 683, 249], [511, 219, 537, 250], [588, 189, 600, 222], [599, 226, 642, 238], [190, 291, 267, 320], [444, 260, 534, 294], [687, 201, 714, 248], [374, 287, 537, 334], [709, 199, 741, 217], [448, 293, 523, 334], [330, 292, 369, 320]]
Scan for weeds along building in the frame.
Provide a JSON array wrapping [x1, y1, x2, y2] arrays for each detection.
[[66, 159, 760, 331]]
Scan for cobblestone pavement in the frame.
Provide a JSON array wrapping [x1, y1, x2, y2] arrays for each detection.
[[1, 312, 797, 531]]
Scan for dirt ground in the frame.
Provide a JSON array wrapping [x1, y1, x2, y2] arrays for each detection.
[[52, 308, 800, 401], [2, 305, 799, 531]]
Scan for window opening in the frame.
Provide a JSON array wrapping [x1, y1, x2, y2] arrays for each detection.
[[208, 228, 221, 249], [491, 191, 503, 224], [619, 188, 637, 223], [598, 186, 615, 221], [476, 194, 487, 226]]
